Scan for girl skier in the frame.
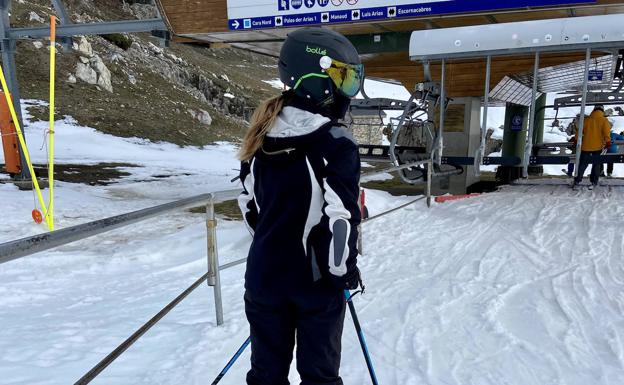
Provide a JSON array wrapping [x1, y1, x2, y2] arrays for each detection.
[[237, 27, 364, 385]]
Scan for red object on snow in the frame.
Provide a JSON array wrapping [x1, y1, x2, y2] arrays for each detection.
[[32, 209, 43, 224], [359, 189, 366, 217], [434, 193, 481, 203]]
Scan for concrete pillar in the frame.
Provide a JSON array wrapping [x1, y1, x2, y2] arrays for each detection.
[[497, 103, 528, 182], [533, 94, 546, 145], [529, 93, 547, 175], [431, 97, 482, 195]]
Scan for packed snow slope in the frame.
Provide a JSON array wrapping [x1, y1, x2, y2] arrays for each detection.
[[1, 180, 623, 384]]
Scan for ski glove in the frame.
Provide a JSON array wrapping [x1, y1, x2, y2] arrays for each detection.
[[331, 266, 363, 291]]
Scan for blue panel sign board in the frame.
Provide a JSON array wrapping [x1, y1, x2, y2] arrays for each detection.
[[511, 115, 524, 132], [227, 1, 595, 31], [588, 70, 604, 81]]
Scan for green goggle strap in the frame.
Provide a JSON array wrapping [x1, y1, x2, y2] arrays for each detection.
[[293, 73, 330, 90]]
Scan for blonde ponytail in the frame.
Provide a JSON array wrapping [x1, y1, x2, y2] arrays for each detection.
[[239, 94, 288, 161]]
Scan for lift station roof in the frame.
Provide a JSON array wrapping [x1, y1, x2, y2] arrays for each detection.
[[155, 0, 624, 97]]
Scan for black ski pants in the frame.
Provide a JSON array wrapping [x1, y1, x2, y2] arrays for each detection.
[[602, 161, 614, 175], [245, 288, 346, 385], [574, 150, 602, 185]]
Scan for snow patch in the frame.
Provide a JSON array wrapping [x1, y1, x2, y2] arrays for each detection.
[[28, 11, 44, 23], [263, 79, 284, 90]]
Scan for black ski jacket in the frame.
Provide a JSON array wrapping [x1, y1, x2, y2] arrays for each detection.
[[238, 106, 361, 296]]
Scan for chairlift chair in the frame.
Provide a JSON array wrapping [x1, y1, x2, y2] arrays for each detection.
[[350, 78, 463, 184]]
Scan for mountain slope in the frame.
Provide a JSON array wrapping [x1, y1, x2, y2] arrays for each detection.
[[9, 0, 280, 146]]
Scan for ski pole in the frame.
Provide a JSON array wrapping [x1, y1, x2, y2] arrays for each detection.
[[344, 290, 379, 385], [211, 336, 251, 385]]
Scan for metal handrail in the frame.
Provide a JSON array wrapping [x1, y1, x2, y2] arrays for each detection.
[[3, 162, 434, 385], [534, 140, 624, 147], [534, 141, 624, 157], [72, 178, 431, 384], [220, 258, 247, 271], [1, 160, 433, 327], [212, 160, 434, 284], [0, 160, 433, 265], [0, 189, 240, 264], [215, 193, 430, 278], [74, 272, 210, 385]]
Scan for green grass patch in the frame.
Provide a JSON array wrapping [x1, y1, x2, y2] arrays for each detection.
[[101, 34, 133, 50], [188, 199, 242, 220]]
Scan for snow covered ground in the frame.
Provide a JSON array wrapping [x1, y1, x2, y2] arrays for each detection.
[[1, 100, 624, 385], [0, 100, 240, 241]]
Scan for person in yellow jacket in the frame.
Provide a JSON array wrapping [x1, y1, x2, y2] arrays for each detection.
[[573, 105, 612, 188]]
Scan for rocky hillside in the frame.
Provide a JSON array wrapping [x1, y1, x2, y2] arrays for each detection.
[[10, 0, 280, 146]]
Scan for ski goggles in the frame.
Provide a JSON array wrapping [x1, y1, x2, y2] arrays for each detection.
[[319, 56, 364, 98]]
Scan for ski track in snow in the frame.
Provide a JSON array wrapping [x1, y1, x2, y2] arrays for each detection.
[[353, 184, 624, 385], [2, 183, 623, 384]]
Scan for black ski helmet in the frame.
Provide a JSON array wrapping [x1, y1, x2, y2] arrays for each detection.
[[278, 28, 363, 118]]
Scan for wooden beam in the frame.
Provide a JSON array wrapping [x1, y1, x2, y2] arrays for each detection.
[[363, 52, 610, 97]]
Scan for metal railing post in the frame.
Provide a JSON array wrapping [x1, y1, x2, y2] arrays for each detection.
[[426, 160, 432, 207], [574, 48, 592, 178], [523, 51, 540, 178], [476, 55, 492, 177], [437, 59, 446, 166], [206, 195, 224, 326]]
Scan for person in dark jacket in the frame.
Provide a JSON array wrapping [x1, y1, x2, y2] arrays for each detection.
[[237, 28, 364, 385], [604, 130, 624, 177], [565, 114, 581, 177]]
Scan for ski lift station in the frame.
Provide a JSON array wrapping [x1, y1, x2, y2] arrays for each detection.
[[153, 0, 624, 193], [1, 0, 624, 193]]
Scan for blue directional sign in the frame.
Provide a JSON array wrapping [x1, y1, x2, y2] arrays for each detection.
[[227, 0, 596, 31], [588, 70, 604, 81]]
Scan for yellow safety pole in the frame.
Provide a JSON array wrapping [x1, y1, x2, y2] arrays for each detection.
[[0, 68, 49, 224], [46, 16, 57, 230]]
